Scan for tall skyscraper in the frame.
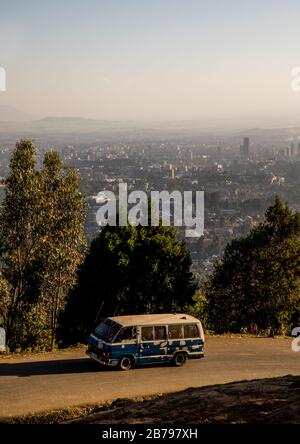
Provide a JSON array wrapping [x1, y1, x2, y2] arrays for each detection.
[[286, 146, 292, 157], [291, 142, 297, 157], [240, 137, 250, 159]]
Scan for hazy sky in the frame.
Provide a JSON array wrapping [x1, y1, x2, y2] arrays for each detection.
[[1, 0, 300, 126]]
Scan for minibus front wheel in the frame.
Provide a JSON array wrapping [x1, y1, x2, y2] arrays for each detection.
[[118, 355, 133, 371], [173, 352, 187, 367]]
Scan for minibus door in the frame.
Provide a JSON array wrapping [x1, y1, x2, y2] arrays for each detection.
[[137, 326, 168, 363]]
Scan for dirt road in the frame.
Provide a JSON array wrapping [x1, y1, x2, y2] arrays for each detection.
[[0, 336, 299, 418]]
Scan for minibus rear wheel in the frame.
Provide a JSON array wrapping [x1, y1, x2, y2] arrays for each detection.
[[118, 355, 133, 371], [173, 352, 186, 367]]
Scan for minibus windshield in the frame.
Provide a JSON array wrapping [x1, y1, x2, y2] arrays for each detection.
[[94, 319, 121, 342]]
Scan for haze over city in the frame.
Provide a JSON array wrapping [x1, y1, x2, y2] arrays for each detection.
[[1, 0, 300, 128]]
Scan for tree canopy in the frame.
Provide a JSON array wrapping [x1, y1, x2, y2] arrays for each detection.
[[205, 197, 300, 335]]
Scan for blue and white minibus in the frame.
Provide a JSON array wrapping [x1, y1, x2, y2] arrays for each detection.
[[86, 313, 205, 370]]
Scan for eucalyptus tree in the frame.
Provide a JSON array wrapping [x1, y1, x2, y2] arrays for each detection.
[[0, 140, 86, 350]]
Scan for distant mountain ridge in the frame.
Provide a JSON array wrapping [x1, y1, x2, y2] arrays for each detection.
[[0, 105, 36, 122], [0, 107, 300, 140]]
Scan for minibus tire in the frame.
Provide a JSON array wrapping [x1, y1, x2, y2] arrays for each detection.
[[118, 355, 133, 371], [173, 352, 186, 367]]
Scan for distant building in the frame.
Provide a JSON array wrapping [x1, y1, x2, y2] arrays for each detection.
[[240, 137, 250, 159], [285, 146, 292, 157], [291, 142, 297, 157]]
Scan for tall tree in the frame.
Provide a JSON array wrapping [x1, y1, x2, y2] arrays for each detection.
[[61, 224, 197, 344], [38, 151, 86, 349], [0, 141, 86, 350], [205, 197, 300, 334], [0, 140, 43, 349]]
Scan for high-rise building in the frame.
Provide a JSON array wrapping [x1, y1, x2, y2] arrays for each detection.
[[291, 142, 297, 157], [240, 137, 250, 159], [286, 146, 292, 157]]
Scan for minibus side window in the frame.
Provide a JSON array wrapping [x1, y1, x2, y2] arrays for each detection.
[[114, 326, 136, 343], [168, 325, 184, 339], [141, 326, 154, 341], [154, 326, 166, 340], [184, 324, 200, 338]]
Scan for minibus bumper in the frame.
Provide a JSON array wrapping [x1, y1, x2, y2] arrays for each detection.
[[86, 349, 117, 367]]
